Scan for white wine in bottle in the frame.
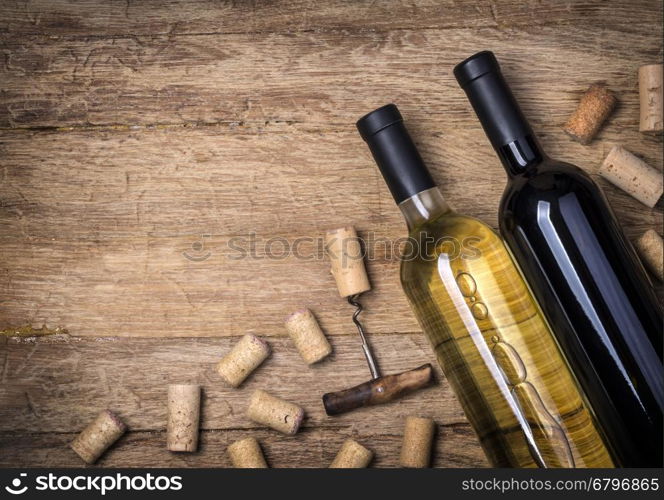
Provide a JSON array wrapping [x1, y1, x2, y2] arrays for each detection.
[[356, 104, 615, 468]]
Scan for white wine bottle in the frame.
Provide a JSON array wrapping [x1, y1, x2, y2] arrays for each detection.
[[356, 104, 614, 468]]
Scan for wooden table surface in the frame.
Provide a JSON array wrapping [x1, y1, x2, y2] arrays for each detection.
[[0, 0, 662, 468]]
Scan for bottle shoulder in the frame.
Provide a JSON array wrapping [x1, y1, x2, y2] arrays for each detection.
[[401, 211, 504, 270], [498, 158, 630, 267], [500, 158, 602, 215], [407, 211, 498, 240]]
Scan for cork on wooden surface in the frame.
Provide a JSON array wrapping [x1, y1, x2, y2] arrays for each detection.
[[0, 0, 662, 473], [0, 335, 490, 468], [217, 334, 270, 387], [70, 410, 127, 464], [284, 308, 332, 365], [563, 83, 617, 144], [599, 146, 663, 208], [399, 416, 436, 468], [227, 437, 269, 468], [639, 64, 663, 134], [1, 3, 662, 343], [636, 230, 664, 281], [167, 384, 201, 452], [246, 389, 304, 435], [329, 439, 373, 468], [325, 226, 371, 297]]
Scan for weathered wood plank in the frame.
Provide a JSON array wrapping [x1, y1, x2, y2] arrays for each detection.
[[0, 0, 659, 38], [0, 335, 464, 433], [0, 0, 660, 471], [1, 128, 660, 336], [0, 426, 486, 468], [0, 25, 661, 130], [0, 334, 488, 467]]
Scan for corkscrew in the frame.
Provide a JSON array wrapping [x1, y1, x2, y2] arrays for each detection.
[[321, 226, 433, 416], [347, 294, 379, 379]]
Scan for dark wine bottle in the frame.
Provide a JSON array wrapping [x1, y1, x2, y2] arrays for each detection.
[[454, 50, 664, 467]]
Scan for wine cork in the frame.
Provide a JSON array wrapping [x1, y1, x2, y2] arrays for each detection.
[[563, 83, 617, 144], [639, 64, 663, 134], [325, 226, 371, 297], [284, 308, 332, 365], [167, 384, 201, 452], [636, 230, 663, 281], [227, 437, 268, 468], [329, 439, 373, 468], [70, 410, 127, 464], [599, 146, 663, 208], [399, 416, 436, 468], [217, 334, 270, 388], [246, 389, 304, 435]]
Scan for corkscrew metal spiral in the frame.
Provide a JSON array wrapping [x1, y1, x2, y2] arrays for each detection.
[[347, 294, 380, 380]]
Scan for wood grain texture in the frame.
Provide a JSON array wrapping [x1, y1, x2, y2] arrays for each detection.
[[0, 0, 659, 37], [0, 0, 661, 468], [0, 427, 483, 468], [0, 127, 661, 337], [1, 25, 662, 131], [0, 334, 487, 467]]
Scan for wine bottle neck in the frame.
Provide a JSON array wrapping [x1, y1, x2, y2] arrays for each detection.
[[454, 51, 546, 177], [497, 134, 545, 176], [356, 105, 450, 229], [398, 187, 451, 231], [356, 104, 436, 204]]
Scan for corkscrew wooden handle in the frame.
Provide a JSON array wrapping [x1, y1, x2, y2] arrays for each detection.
[[322, 364, 434, 415]]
